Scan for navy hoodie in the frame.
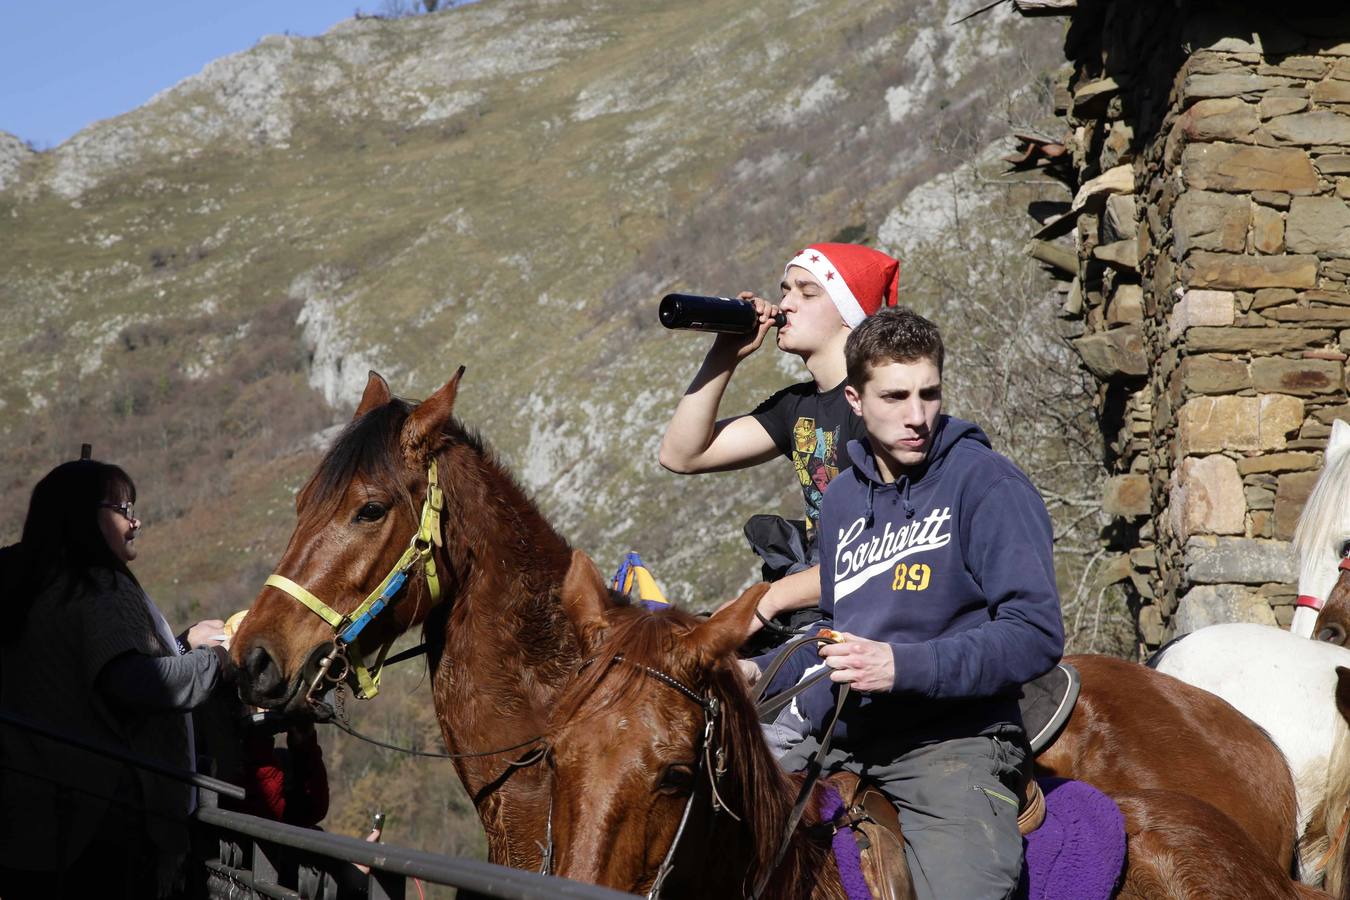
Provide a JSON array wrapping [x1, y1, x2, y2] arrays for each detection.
[[758, 415, 1064, 747]]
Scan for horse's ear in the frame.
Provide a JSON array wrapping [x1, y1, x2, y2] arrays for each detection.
[[560, 549, 609, 654], [1329, 419, 1350, 468], [402, 366, 466, 462], [354, 371, 392, 420], [687, 582, 769, 665]]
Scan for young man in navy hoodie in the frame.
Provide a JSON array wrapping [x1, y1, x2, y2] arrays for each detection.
[[745, 307, 1064, 900]]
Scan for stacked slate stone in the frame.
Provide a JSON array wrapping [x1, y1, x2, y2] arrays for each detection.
[[1017, 2, 1350, 648]]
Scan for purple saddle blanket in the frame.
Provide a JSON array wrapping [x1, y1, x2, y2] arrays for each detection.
[[1020, 777, 1125, 900]]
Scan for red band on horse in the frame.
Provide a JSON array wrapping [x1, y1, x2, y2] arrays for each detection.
[[1298, 594, 1326, 611]]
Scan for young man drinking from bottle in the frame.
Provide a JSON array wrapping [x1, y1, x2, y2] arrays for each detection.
[[657, 242, 901, 639]]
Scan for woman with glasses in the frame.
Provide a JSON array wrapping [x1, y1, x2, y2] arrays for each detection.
[[0, 458, 233, 899]]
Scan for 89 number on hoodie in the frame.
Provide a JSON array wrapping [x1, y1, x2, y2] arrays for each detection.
[[891, 563, 931, 592]]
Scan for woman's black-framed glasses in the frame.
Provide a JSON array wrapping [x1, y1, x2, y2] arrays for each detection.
[[101, 502, 136, 521]]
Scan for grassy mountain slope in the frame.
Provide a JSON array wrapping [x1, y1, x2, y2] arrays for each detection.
[[0, 0, 1075, 861]]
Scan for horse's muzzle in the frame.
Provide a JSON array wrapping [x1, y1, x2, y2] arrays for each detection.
[[238, 641, 335, 715]]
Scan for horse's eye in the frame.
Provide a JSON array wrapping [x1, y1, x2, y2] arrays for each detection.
[[354, 502, 387, 523], [657, 764, 695, 796], [1341, 539, 1350, 559]]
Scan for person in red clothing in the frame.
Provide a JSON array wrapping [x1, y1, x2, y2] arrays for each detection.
[[231, 719, 330, 826]]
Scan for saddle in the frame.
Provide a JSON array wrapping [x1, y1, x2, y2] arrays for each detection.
[[824, 772, 911, 900], [1019, 662, 1081, 756], [824, 769, 1048, 900]]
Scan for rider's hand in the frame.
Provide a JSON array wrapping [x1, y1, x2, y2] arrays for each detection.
[[710, 293, 781, 362], [819, 634, 895, 693], [737, 659, 762, 686], [184, 619, 227, 650]]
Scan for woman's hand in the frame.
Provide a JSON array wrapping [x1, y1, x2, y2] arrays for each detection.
[[184, 619, 227, 649]]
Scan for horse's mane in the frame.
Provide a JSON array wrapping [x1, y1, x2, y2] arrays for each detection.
[[297, 397, 492, 527], [1300, 706, 1350, 892], [1292, 442, 1350, 576], [550, 606, 827, 895]]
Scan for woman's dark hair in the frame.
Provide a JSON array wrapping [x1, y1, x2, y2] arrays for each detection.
[[3, 459, 139, 638]]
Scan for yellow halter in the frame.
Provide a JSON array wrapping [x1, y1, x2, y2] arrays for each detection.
[[263, 461, 444, 699]]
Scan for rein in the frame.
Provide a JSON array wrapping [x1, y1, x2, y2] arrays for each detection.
[[263, 461, 445, 701], [322, 683, 550, 763], [748, 632, 853, 900]]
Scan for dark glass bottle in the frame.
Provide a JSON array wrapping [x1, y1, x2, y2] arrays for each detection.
[[658, 294, 784, 334]]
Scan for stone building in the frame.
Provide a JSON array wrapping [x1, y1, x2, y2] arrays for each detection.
[[1014, 2, 1350, 647]]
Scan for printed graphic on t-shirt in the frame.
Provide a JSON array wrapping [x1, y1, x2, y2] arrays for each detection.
[[833, 506, 953, 603], [791, 416, 843, 536]]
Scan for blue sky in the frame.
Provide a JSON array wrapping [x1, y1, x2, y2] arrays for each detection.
[[1, 1, 359, 148]]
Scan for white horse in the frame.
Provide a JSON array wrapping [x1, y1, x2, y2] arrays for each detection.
[[1150, 420, 1350, 881], [1292, 418, 1350, 639]]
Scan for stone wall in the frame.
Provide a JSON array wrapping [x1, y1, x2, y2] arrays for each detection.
[[1022, 1, 1350, 647]]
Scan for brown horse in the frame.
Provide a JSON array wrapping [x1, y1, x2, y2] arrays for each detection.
[[548, 572, 897, 898], [230, 370, 601, 869], [1315, 560, 1350, 646], [547, 579, 1308, 897], [1036, 655, 1299, 874], [1114, 791, 1330, 900]]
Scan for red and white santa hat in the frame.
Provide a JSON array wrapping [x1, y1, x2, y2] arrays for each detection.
[[783, 243, 901, 327]]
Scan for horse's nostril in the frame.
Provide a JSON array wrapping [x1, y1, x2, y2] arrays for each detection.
[[243, 645, 283, 699]]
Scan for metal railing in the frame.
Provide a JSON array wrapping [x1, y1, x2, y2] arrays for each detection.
[[194, 803, 636, 900], [1, 710, 635, 900]]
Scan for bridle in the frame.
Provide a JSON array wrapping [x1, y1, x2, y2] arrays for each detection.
[[542, 654, 738, 899], [263, 460, 445, 702]]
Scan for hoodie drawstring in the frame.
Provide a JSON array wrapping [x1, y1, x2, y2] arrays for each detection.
[[866, 474, 914, 523]]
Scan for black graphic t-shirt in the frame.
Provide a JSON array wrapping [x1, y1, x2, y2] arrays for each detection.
[[750, 379, 868, 559]]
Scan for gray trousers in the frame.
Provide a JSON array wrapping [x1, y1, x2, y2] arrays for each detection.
[[779, 729, 1027, 900]]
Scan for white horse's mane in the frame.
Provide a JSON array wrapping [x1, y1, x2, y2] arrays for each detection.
[[1293, 419, 1350, 570]]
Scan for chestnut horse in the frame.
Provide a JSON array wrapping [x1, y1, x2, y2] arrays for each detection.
[[548, 577, 1309, 898], [1035, 654, 1298, 874], [1114, 791, 1330, 900], [549, 570, 895, 898], [230, 369, 602, 869], [231, 370, 1295, 879], [1150, 621, 1350, 882]]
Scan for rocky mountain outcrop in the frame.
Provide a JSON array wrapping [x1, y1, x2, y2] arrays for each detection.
[[0, 131, 32, 191]]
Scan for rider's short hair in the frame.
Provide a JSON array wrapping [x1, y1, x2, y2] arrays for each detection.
[[845, 307, 944, 388]]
